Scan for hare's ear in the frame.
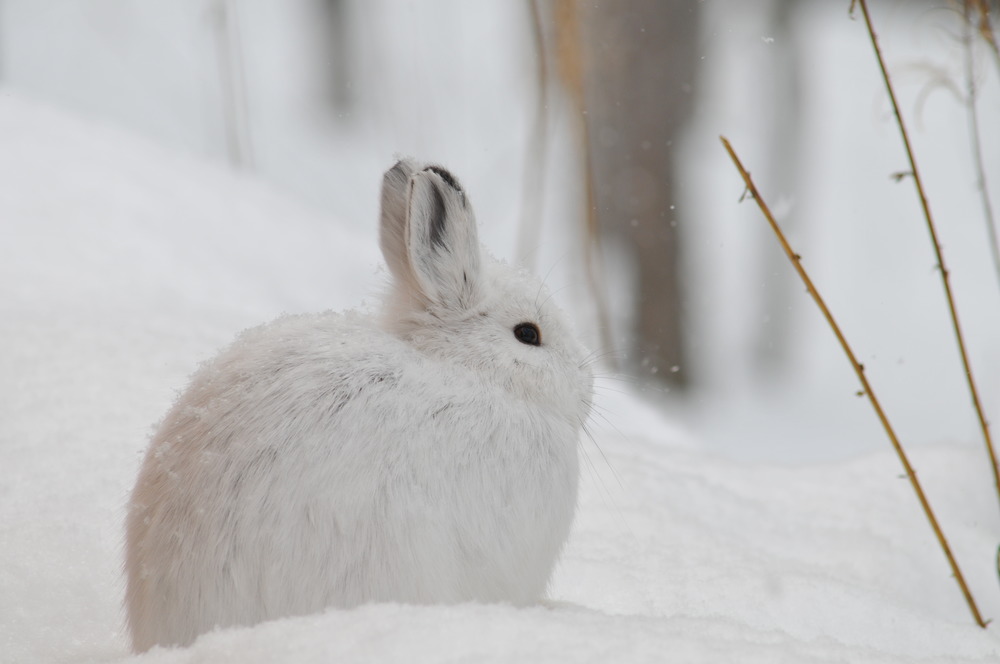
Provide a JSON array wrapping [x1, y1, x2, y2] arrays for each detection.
[[405, 165, 481, 310], [379, 159, 418, 286]]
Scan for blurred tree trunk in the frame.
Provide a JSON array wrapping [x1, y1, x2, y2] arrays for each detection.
[[318, 0, 354, 113], [754, 0, 803, 375], [209, 0, 254, 169], [572, 0, 700, 387]]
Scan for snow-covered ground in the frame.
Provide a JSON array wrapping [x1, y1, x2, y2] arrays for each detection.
[[3, 88, 1000, 663]]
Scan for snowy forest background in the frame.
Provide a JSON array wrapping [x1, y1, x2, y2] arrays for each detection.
[[3, 1, 1000, 662]]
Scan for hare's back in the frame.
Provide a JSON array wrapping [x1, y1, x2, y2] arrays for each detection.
[[163, 310, 416, 457], [127, 311, 433, 645]]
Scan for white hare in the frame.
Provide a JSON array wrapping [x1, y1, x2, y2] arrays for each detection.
[[124, 159, 594, 652]]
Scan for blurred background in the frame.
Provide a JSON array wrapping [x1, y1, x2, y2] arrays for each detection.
[[1, 0, 998, 463]]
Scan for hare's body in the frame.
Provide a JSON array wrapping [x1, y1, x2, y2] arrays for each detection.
[[125, 160, 592, 652]]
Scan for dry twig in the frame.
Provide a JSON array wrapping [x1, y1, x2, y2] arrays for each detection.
[[855, 0, 1000, 517], [968, 0, 1000, 76], [720, 135, 987, 629], [961, 0, 1000, 295]]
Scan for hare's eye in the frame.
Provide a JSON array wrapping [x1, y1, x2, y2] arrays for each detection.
[[513, 322, 541, 346]]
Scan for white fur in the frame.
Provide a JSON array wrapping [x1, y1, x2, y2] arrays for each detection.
[[124, 160, 594, 652]]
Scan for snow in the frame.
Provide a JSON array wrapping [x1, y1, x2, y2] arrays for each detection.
[[3, 88, 1000, 663]]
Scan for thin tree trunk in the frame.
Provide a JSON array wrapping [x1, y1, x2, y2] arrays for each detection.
[[577, 0, 699, 386]]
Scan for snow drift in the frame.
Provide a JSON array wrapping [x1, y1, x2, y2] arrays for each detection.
[[1, 90, 999, 663]]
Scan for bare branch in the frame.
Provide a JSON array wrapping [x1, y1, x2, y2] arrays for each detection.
[[720, 135, 988, 630], [961, 0, 1000, 296], [857, 0, 1000, 522]]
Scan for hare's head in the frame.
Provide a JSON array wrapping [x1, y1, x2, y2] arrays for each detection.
[[379, 159, 593, 425]]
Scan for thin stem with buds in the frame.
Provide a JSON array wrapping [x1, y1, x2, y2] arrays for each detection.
[[855, 0, 1000, 518], [720, 135, 987, 629], [962, 0, 1000, 296]]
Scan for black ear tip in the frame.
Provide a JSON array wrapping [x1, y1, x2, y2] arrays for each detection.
[[423, 165, 463, 194]]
